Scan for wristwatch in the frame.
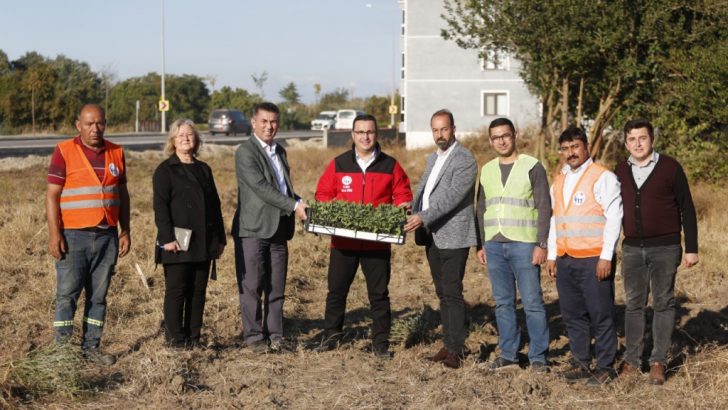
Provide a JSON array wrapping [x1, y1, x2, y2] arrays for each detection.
[[538, 241, 547, 249]]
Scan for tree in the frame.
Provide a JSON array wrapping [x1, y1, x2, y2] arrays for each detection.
[[211, 86, 262, 118], [318, 88, 349, 111], [279, 82, 300, 105], [251, 70, 268, 100]]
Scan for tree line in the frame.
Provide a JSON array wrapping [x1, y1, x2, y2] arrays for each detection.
[[442, 0, 727, 180], [0, 49, 398, 135]]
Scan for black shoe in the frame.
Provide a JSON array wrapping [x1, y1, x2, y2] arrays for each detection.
[[489, 357, 519, 371], [82, 348, 116, 366], [558, 365, 593, 383], [530, 361, 550, 373], [312, 331, 342, 353], [586, 368, 617, 387], [362, 344, 393, 359]]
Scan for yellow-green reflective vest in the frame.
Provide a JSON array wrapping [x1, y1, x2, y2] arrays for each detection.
[[481, 154, 539, 242]]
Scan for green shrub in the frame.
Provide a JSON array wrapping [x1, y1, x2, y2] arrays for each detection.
[[308, 200, 407, 236]]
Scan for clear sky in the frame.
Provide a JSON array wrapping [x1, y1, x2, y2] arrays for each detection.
[[0, 0, 402, 103]]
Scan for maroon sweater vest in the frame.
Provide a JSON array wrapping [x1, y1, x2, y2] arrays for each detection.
[[615, 154, 698, 252]]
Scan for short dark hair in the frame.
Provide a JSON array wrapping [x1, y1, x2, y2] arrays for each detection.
[[623, 119, 654, 141], [431, 109, 455, 127], [488, 117, 515, 136], [253, 102, 280, 116], [353, 113, 378, 132], [558, 126, 589, 146]]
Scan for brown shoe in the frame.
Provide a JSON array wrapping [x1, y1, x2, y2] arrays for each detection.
[[620, 362, 640, 378], [426, 347, 449, 363], [441, 351, 463, 369], [649, 363, 666, 385]]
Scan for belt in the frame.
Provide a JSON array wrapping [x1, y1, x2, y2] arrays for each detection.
[[72, 226, 115, 233]]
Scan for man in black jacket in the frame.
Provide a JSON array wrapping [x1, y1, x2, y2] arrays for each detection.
[[615, 119, 699, 385]]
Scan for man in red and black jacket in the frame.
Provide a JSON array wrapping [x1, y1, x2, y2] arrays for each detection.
[[313, 114, 412, 358], [615, 119, 699, 385]]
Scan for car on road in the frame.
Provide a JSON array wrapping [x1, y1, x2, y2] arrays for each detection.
[[310, 111, 337, 130], [208, 109, 252, 136], [334, 109, 365, 130]]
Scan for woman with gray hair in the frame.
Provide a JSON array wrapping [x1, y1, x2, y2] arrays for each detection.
[[153, 119, 226, 348]]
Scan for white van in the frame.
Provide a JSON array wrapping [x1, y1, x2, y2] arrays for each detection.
[[334, 109, 365, 130], [310, 111, 337, 130]]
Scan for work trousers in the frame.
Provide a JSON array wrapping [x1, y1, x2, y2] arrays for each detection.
[[324, 248, 392, 350], [622, 244, 682, 367], [163, 260, 211, 344], [54, 228, 118, 350], [426, 243, 469, 354], [555, 255, 616, 370]]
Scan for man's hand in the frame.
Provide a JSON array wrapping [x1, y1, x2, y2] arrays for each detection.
[[532, 246, 547, 266], [397, 201, 412, 213], [162, 240, 180, 253], [403, 213, 423, 233], [48, 231, 67, 260], [596, 259, 611, 281], [476, 248, 486, 265], [546, 260, 557, 279], [118, 233, 131, 257], [295, 201, 308, 220], [683, 253, 699, 268]]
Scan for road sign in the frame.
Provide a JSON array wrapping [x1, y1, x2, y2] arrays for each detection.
[[158, 100, 170, 112], [388, 105, 398, 115]]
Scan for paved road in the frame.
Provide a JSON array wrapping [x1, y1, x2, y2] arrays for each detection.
[[0, 130, 322, 158]]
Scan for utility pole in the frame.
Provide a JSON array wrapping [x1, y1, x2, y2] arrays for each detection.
[[160, 0, 167, 133]]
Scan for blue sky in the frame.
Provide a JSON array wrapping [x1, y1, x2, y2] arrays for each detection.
[[1, 0, 402, 103]]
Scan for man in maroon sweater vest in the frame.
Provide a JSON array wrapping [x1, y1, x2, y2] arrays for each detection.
[[615, 119, 699, 385]]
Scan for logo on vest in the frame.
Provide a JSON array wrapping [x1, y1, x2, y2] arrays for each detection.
[[341, 175, 353, 193], [573, 191, 586, 206], [108, 163, 120, 177]]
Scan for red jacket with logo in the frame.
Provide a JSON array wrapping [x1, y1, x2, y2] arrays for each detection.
[[315, 146, 413, 250]]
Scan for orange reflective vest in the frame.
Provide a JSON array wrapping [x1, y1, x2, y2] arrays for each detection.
[[552, 162, 607, 258], [57, 139, 124, 229]]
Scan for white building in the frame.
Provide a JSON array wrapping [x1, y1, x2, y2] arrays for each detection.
[[399, 0, 542, 148]]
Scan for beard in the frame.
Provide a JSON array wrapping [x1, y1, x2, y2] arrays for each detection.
[[436, 138, 452, 151]]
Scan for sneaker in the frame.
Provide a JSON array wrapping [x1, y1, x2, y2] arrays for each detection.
[[558, 364, 592, 383], [586, 368, 618, 387], [246, 340, 269, 354], [530, 361, 550, 373], [489, 357, 519, 371], [83, 348, 116, 366], [268, 339, 292, 353]]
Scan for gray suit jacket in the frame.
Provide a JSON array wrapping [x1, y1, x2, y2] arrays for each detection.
[[232, 137, 298, 240], [413, 142, 478, 249]]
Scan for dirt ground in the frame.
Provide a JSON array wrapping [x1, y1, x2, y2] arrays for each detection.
[[1, 139, 727, 409]]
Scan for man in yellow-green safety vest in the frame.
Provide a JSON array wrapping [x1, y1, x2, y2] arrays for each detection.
[[475, 117, 551, 373]]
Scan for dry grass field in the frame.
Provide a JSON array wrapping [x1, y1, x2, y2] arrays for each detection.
[[1, 136, 727, 409]]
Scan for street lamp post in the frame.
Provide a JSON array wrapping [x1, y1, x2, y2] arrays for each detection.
[[160, 0, 167, 133]]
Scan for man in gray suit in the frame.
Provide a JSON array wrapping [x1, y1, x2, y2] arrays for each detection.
[[404, 109, 478, 368], [232, 102, 308, 353]]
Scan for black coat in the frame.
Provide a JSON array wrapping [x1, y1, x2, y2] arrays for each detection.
[[153, 154, 226, 265]]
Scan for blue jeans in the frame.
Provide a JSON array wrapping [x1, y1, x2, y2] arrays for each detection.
[[485, 241, 549, 364], [622, 244, 682, 367], [54, 229, 118, 349]]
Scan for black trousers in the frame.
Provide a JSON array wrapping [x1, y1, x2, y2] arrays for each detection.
[[324, 248, 392, 349], [555, 255, 616, 370], [163, 260, 211, 344], [425, 243, 470, 354]]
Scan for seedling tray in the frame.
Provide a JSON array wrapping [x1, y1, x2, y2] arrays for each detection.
[[304, 222, 406, 244]]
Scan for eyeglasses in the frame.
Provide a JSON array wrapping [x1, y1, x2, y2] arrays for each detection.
[[557, 143, 583, 153], [489, 133, 513, 143], [353, 130, 376, 137]]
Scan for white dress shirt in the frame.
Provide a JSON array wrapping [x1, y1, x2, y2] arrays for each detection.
[[355, 148, 379, 174], [255, 135, 289, 196], [547, 158, 623, 260], [422, 140, 457, 211]]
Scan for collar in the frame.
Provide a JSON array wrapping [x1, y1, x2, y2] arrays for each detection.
[[627, 150, 659, 167], [561, 157, 593, 175], [254, 134, 277, 152]]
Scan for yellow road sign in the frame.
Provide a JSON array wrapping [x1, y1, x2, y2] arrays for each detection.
[[158, 100, 170, 112], [388, 105, 398, 115]]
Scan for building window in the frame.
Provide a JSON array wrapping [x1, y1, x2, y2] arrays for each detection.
[[482, 91, 508, 116], [481, 49, 509, 70], [401, 52, 405, 68], [401, 69, 405, 79], [401, 96, 405, 112], [400, 113, 405, 122], [401, 10, 405, 35]]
